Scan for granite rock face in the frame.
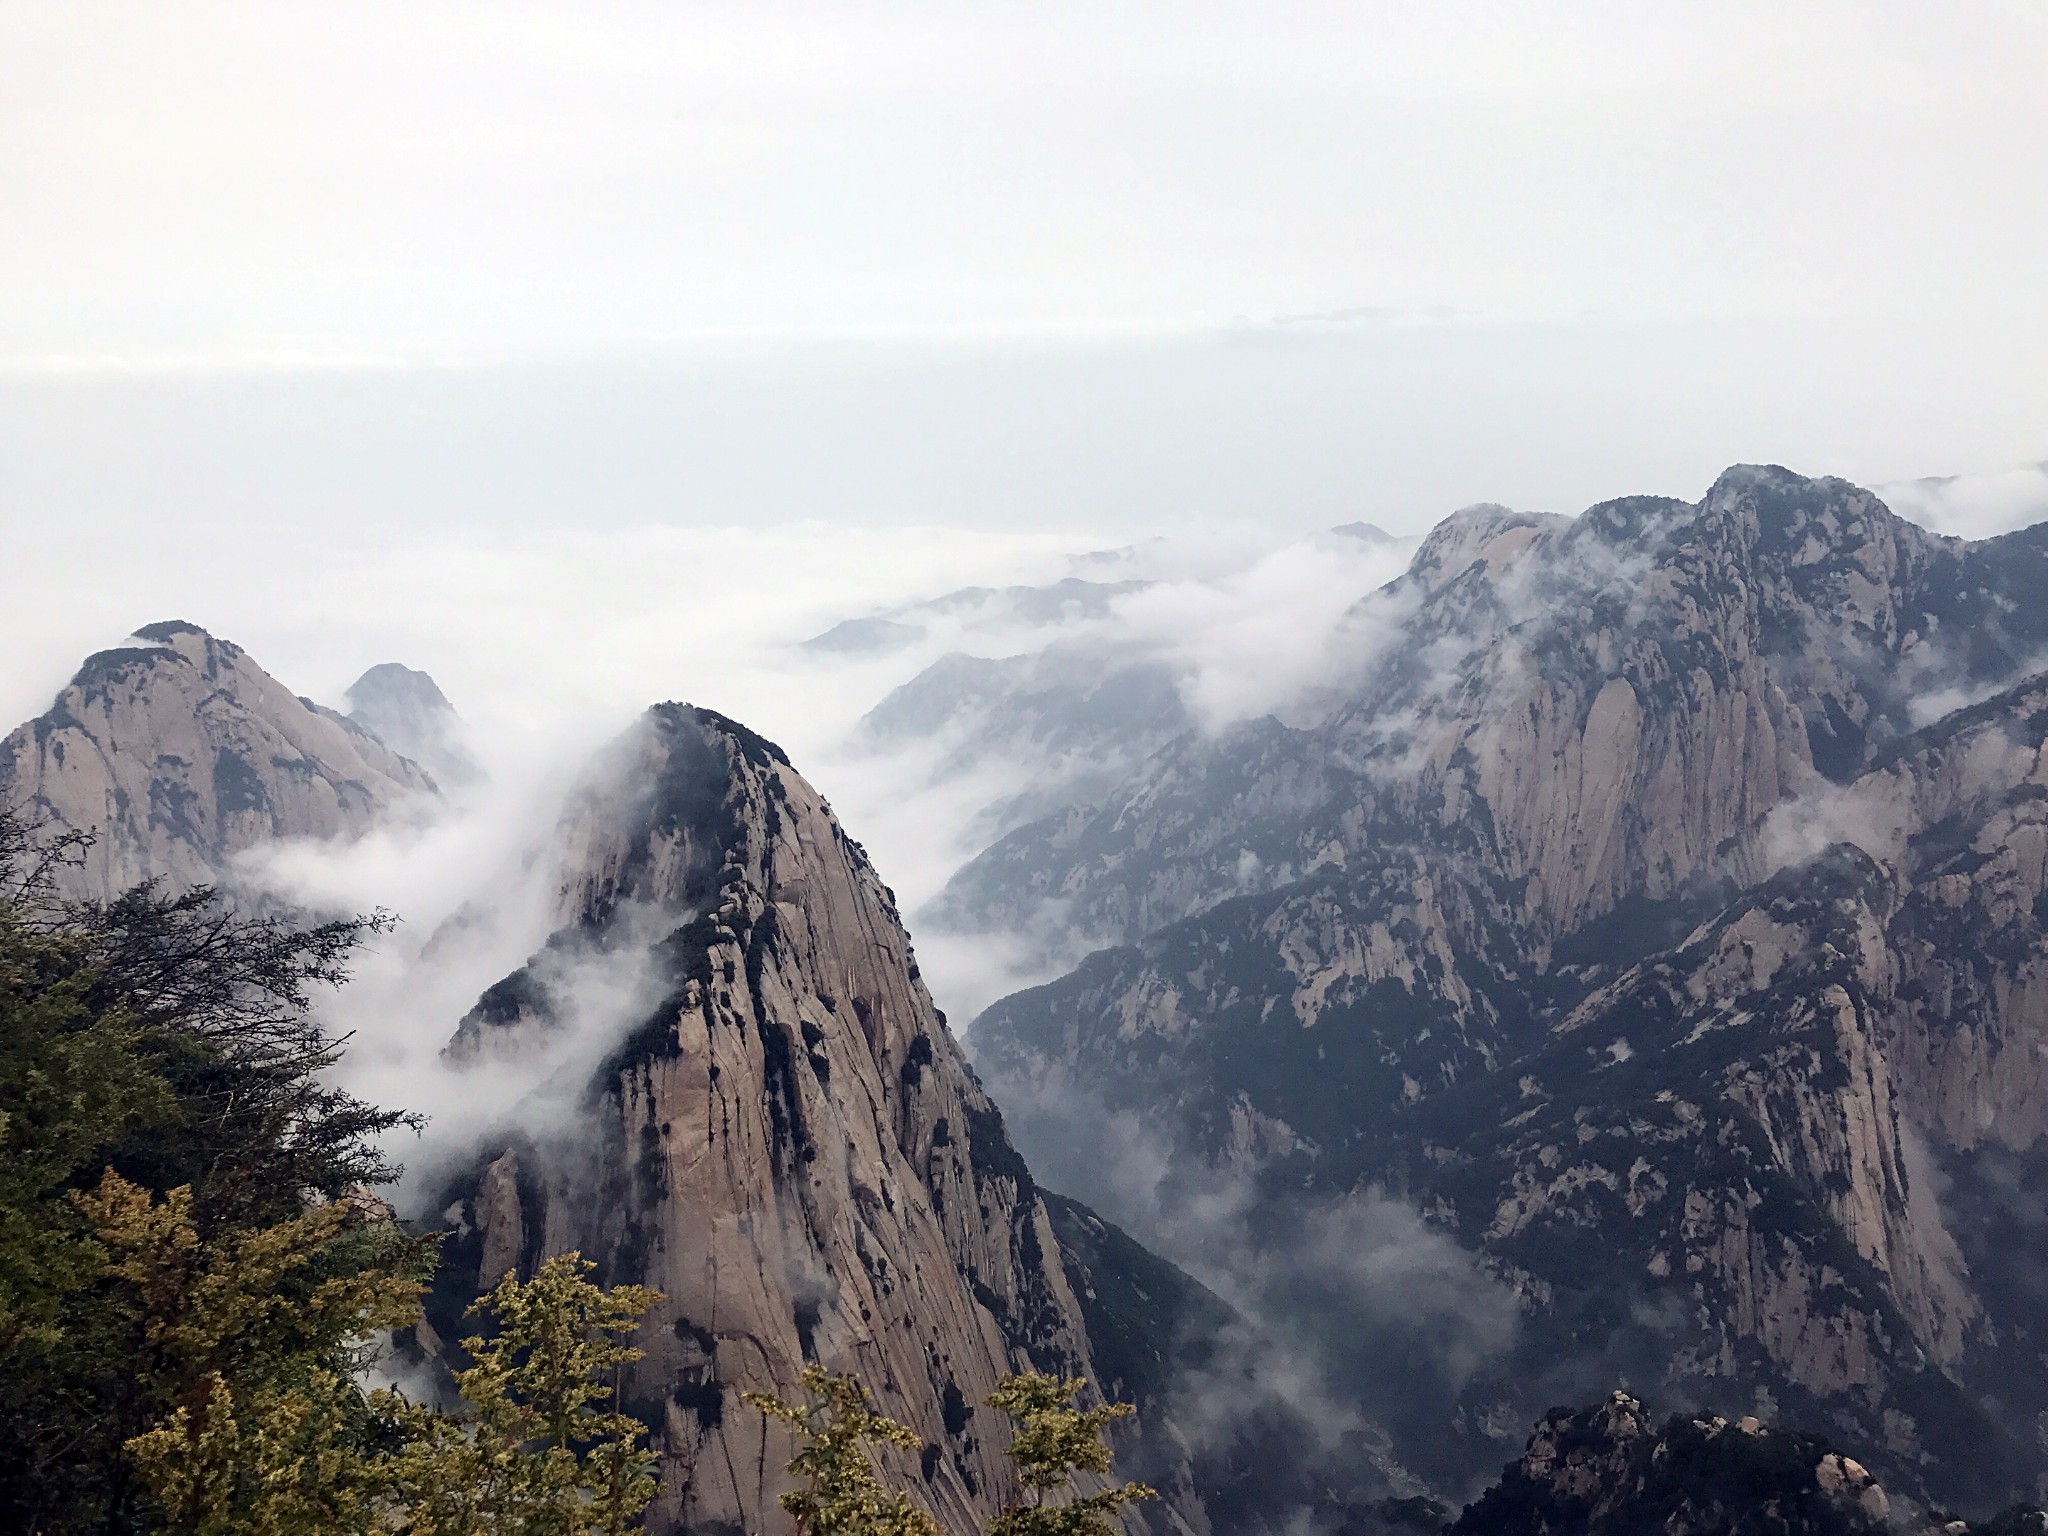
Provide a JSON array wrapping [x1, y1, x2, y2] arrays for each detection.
[[964, 469, 2048, 1509], [1419, 675, 2048, 1504], [426, 706, 1250, 1536], [941, 469, 2048, 952], [0, 625, 1373, 1536], [0, 621, 435, 898]]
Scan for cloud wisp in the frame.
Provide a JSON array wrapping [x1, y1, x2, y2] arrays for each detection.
[[179, 514, 1411, 1202]]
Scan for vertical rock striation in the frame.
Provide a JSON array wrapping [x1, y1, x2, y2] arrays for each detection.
[[428, 705, 1225, 1536]]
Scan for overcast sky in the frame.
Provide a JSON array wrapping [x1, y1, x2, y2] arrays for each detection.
[[1, 3, 2044, 539], [7, 1, 2048, 353], [2, 1, 2046, 1027]]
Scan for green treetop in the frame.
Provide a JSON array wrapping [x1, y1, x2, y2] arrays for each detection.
[[984, 1373, 1153, 1536], [744, 1366, 943, 1536], [383, 1252, 663, 1536]]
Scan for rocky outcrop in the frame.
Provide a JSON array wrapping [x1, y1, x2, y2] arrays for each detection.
[[938, 469, 2048, 952], [982, 667, 2048, 1508], [1452, 1392, 2048, 1536], [1442, 1392, 2048, 1536], [976, 845, 1530, 1179], [424, 706, 1264, 1536], [1, 625, 1374, 1535], [1452, 1392, 1900, 1536], [959, 471, 2048, 1511], [1736, 673, 2048, 1154], [1402, 846, 2003, 1497], [0, 622, 435, 898]]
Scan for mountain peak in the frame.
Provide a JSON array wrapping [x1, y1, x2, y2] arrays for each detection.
[[1330, 519, 1399, 545], [1407, 503, 1564, 590], [429, 694, 1201, 1535], [3, 624, 436, 898], [346, 661, 452, 716], [130, 618, 213, 644], [345, 661, 479, 789]]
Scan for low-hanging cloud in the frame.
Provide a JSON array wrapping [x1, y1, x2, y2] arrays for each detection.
[[236, 730, 679, 1213], [155, 514, 1409, 1211], [1877, 462, 2048, 542], [985, 1065, 1520, 1496], [1107, 530, 1418, 730]]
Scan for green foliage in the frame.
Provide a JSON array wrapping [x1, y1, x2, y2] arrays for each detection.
[[0, 815, 662, 1534], [381, 1253, 662, 1536], [0, 813, 1153, 1536], [0, 934, 167, 1359], [745, 1368, 1152, 1536], [743, 1367, 942, 1536], [81, 1173, 427, 1418], [77, 1169, 427, 1535], [0, 814, 416, 1532], [125, 1368, 394, 1536], [84, 1175, 661, 1536], [984, 1373, 1153, 1536]]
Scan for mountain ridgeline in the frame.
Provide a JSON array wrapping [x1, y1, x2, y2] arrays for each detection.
[[0, 622, 437, 900], [0, 629, 1332, 1536], [958, 466, 2048, 1510], [8, 460, 2048, 1533]]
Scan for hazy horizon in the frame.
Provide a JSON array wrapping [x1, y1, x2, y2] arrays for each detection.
[[4, 4, 2044, 558], [4, 0, 2045, 998]]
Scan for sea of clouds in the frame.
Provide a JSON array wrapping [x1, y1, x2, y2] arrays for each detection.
[[1, 456, 2041, 1209]]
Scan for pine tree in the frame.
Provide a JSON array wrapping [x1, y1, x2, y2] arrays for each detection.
[[0, 810, 418, 1532], [984, 1373, 1153, 1536], [0, 813, 666, 1534], [82, 1178, 665, 1536], [78, 1171, 426, 1536], [744, 1367, 942, 1536], [381, 1252, 662, 1536]]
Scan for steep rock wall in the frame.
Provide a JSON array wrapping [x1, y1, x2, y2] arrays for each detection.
[[429, 707, 1208, 1536], [959, 474, 2048, 1509], [939, 469, 2048, 955]]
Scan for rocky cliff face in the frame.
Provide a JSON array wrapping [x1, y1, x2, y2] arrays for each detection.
[[1, 624, 1381, 1536], [424, 705, 1278, 1536], [940, 469, 2048, 952], [1400, 671, 2048, 1503], [0, 621, 435, 898], [962, 469, 2048, 1510], [1398, 846, 1997, 1495]]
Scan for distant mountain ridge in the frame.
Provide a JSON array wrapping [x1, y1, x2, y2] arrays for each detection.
[[346, 660, 480, 790], [15, 462, 2048, 1525], [800, 577, 1155, 656], [959, 467, 2048, 1510], [940, 469, 2048, 950], [0, 621, 437, 898]]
